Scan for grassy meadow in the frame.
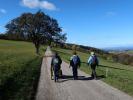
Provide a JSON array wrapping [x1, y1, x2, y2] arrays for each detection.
[[52, 47, 133, 96], [0, 39, 45, 100], [124, 50, 133, 54], [1, 39, 133, 99]]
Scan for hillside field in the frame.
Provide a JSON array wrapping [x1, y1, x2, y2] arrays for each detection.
[[0, 40, 45, 100], [0, 39, 133, 99], [52, 47, 133, 96]]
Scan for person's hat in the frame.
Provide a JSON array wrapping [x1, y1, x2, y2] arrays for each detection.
[[91, 52, 95, 55]]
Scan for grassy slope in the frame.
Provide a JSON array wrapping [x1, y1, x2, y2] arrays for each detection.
[[0, 40, 45, 100], [124, 50, 133, 54], [52, 47, 133, 96]]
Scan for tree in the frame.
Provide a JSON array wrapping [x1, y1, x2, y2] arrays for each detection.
[[0, 34, 8, 40], [5, 11, 66, 54]]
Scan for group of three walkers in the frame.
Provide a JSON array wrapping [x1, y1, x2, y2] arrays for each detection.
[[51, 51, 99, 82]]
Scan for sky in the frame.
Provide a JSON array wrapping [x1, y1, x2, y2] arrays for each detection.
[[0, 0, 133, 48]]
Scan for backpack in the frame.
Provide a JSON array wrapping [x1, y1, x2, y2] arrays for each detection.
[[53, 58, 59, 65], [91, 56, 98, 65], [72, 56, 79, 66]]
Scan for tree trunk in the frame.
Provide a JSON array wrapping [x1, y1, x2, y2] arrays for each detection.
[[35, 44, 40, 55], [48, 40, 51, 46]]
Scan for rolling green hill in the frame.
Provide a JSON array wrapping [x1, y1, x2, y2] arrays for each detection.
[[124, 50, 133, 54], [52, 47, 133, 96], [0, 39, 45, 100], [0, 39, 133, 98]]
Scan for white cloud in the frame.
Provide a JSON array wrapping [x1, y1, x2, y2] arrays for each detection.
[[0, 9, 6, 14], [22, 0, 39, 8], [40, 1, 56, 10], [21, 0, 57, 10], [106, 11, 116, 17]]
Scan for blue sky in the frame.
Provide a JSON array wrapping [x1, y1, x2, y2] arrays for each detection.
[[0, 0, 133, 48]]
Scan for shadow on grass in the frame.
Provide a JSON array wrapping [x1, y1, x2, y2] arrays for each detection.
[[99, 64, 133, 72]]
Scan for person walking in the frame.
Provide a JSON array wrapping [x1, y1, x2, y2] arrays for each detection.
[[87, 52, 99, 79], [70, 51, 81, 80], [51, 52, 62, 82]]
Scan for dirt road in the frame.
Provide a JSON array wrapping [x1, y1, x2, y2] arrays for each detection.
[[36, 47, 133, 100]]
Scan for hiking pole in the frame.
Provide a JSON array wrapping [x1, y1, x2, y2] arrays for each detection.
[[106, 68, 109, 77]]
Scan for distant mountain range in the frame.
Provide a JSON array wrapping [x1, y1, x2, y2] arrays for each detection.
[[103, 46, 133, 52]]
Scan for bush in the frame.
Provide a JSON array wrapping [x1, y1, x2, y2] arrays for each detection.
[[112, 53, 133, 66]]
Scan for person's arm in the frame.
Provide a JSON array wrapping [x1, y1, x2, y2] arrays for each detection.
[[51, 58, 53, 66], [51, 58, 54, 79], [58, 56, 62, 65], [78, 56, 81, 67], [69, 56, 73, 67], [96, 56, 99, 66], [87, 56, 92, 65]]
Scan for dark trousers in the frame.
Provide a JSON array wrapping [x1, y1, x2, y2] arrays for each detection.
[[72, 65, 78, 79], [53, 65, 59, 80], [90, 65, 97, 78]]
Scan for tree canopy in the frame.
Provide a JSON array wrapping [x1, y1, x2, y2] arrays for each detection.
[[5, 11, 67, 54]]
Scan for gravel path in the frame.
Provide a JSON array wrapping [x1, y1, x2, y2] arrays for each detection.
[[36, 46, 133, 100]]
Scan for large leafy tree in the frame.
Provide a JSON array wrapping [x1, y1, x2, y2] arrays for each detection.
[[5, 11, 66, 54]]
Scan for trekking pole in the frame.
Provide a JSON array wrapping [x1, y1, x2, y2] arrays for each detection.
[[106, 68, 109, 77]]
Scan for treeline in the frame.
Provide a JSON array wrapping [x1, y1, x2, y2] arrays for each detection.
[[0, 33, 29, 41], [52, 43, 133, 66], [66, 43, 109, 56], [0, 34, 8, 40], [52, 42, 110, 59]]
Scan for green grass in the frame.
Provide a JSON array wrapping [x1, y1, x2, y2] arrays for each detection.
[[110, 50, 133, 54], [0, 39, 45, 100], [124, 50, 133, 54], [52, 47, 133, 96]]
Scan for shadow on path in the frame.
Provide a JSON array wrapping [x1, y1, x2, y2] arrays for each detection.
[[57, 75, 105, 83]]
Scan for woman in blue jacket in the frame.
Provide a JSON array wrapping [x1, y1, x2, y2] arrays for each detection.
[[88, 52, 99, 79]]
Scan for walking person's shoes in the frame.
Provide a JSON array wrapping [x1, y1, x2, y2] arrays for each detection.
[[73, 76, 78, 80], [94, 77, 97, 80], [54, 77, 59, 82], [91, 75, 94, 79], [91, 76, 97, 80]]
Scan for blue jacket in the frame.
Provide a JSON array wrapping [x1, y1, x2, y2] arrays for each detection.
[[88, 55, 99, 65]]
